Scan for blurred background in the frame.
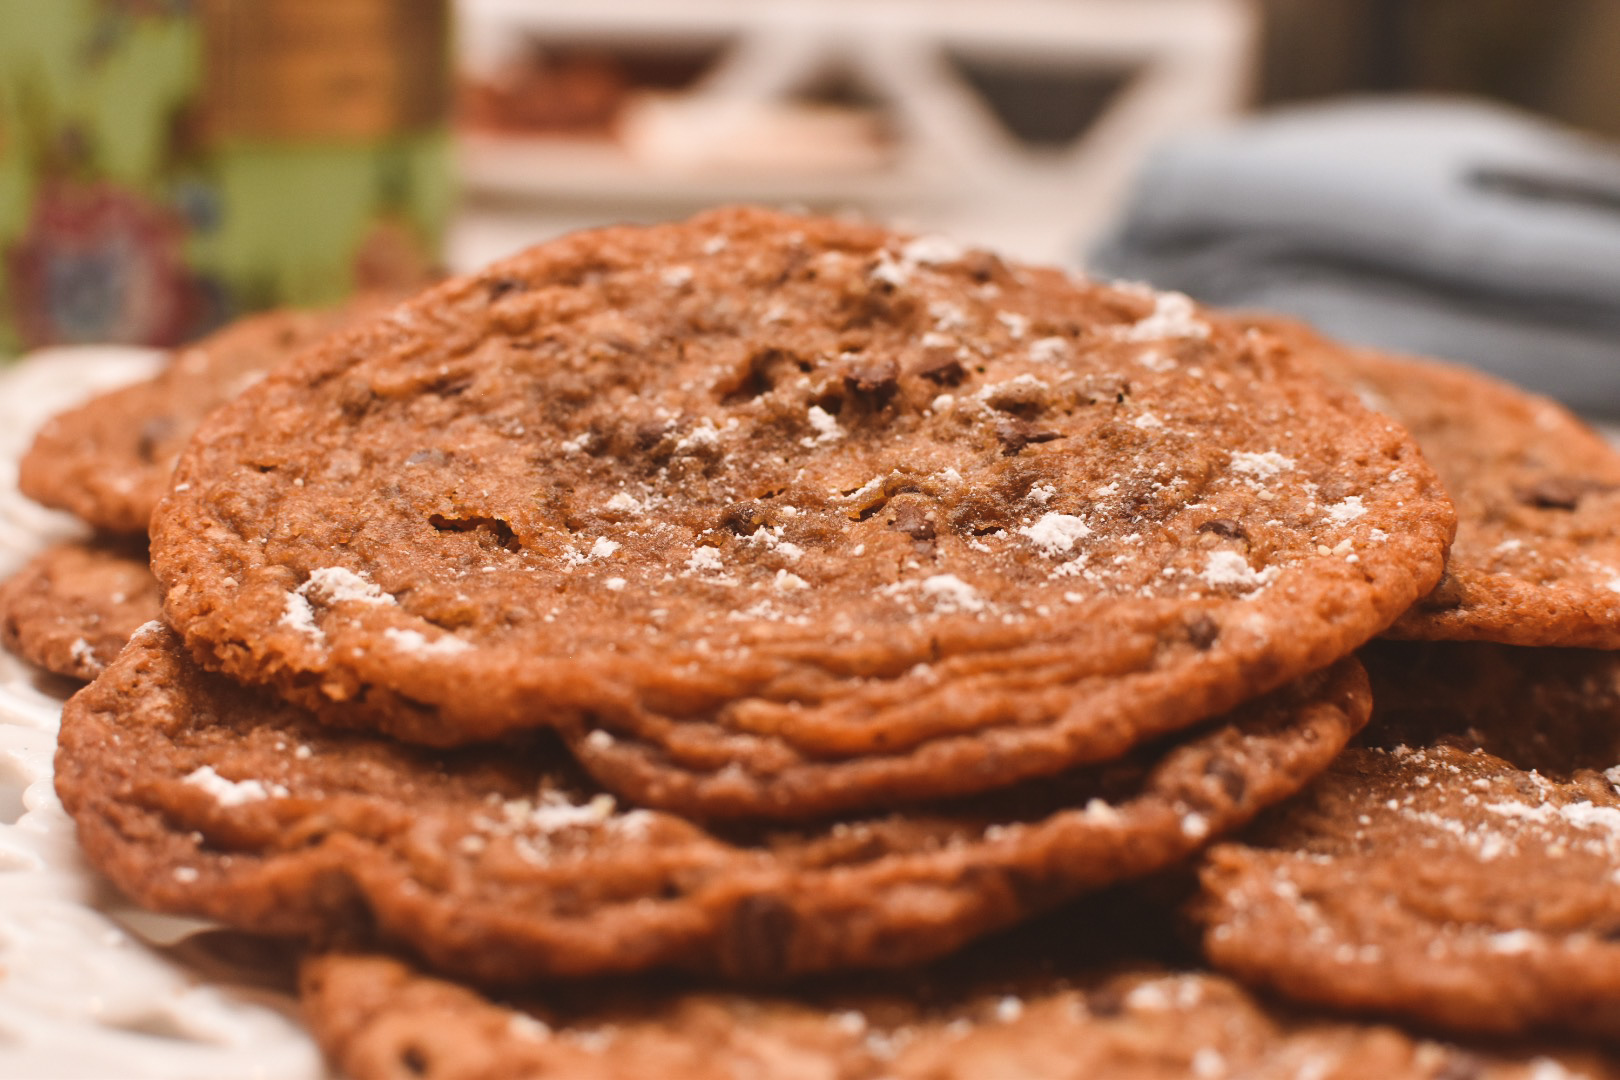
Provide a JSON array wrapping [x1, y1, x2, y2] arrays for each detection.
[[2, 0, 1617, 406]]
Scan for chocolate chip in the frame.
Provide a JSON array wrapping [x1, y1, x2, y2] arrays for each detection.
[[848, 359, 900, 401], [996, 418, 1063, 456], [720, 503, 766, 535], [399, 1046, 429, 1076], [961, 250, 1007, 284], [485, 276, 524, 299], [915, 352, 967, 386], [633, 420, 672, 451], [1415, 569, 1466, 612], [428, 514, 521, 552], [1516, 477, 1585, 510], [1185, 615, 1220, 651], [719, 348, 801, 405], [1197, 519, 1245, 540], [891, 503, 937, 542], [136, 416, 177, 464], [1204, 756, 1247, 802], [843, 357, 900, 406]]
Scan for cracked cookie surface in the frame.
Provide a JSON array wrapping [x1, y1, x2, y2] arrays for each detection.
[[151, 207, 1451, 817]]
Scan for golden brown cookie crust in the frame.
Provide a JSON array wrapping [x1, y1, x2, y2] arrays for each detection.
[[1197, 642, 1620, 1040], [0, 538, 159, 679], [151, 207, 1451, 818], [55, 624, 1366, 983]]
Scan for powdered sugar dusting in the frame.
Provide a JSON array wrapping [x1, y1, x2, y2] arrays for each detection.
[[1325, 497, 1367, 525], [1229, 451, 1295, 480], [686, 547, 725, 573], [996, 311, 1029, 339], [69, 637, 97, 670], [384, 626, 472, 656], [520, 791, 618, 833], [914, 574, 987, 614], [300, 567, 394, 607], [773, 569, 809, 591], [1486, 929, 1539, 955], [1018, 513, 1092, 557], [280, 592, 322, 641], [1137, 349, 1176, 373], [901, 235, 963, 265], [1112, 291, 1210, 342], [804, 405, 843, 445], [675, 419, 724, 452], [929, 300, 968, 331], [1485, 798, 1620, 839], [508, 1014, 551, 1042], [1027, 337, 1068, 363], [184, 765, 285, 807], [869, 251, 911, 288], [1202, 551, 1278, 591]]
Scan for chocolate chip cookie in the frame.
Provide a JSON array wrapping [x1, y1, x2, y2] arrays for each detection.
[[0, 538, 160, 679], [1197, 641, 1620, 1040], [1265, 316, 1620, 647], [301, 927, 1614, 1080], [55, 624, 1365, 982], [150, 207, 1451, 819], [19, 300, 392, 535]]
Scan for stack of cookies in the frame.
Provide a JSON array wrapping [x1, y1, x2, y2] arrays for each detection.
[[5, 207, 1619, 1078]]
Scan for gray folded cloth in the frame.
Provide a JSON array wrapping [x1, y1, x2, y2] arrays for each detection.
[[1089, 97, 1620, 414]]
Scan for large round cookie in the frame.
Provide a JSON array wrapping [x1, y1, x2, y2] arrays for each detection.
[[19, 300, 390, 535], [0, 538, 160, 680], [56, 624, 1365, 982], [150, 208, 1449, 817], [300, 942, 1615, 1080], [1270, 317, 1620, 647], [1196, 642, 1620, 1040]]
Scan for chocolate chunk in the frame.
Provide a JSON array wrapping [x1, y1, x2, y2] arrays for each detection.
[[1197, 519, 1245, 541], [996, 418, 1063, 456]]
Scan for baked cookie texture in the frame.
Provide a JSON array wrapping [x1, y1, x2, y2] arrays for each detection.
[[1197, 641, 1620, 1040], [18, 299, 393, 535], [55, 624, 1365, 982], [150, 206, 1452, 819], [0, 538, 160, 679], [1269, 316, 1620, 647], [299, 921, 1618, 1080]]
